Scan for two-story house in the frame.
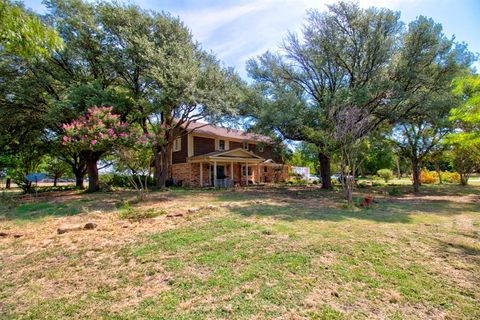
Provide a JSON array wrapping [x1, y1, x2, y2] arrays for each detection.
[[168, 122, 290, 187]]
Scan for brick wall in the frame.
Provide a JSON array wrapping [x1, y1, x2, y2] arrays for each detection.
[[189, 163, 212, 187], [263, 165, 290, 183], [170, 163, 191, 186]]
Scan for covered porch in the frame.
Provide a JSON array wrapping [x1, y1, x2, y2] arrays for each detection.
[[188, 148, 266, 187]]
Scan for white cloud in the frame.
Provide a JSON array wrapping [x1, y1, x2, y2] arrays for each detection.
[[178, 0, 274, 42]]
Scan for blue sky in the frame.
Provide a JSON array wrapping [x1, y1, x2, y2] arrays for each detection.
[[25, 0, 480, 78]]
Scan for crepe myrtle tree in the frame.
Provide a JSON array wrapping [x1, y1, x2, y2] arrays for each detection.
[[62, 106, 143, 192]]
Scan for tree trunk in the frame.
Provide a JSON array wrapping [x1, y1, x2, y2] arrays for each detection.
[[53, 177, 57, 187], [460, 173, 468, 186], [157, 146, 171, 189], [345, 182, 353, 204], [75, 173, 84, 189], [318, 152, 332, 189], [86, 152, 102, 192], [6, 178, 11, 189], [435, 165, 442, 184], [412, 158, 421, 193], [154, 146, 161, 187], [359, 165, 366, 178], [396, 157, 401, 179], [68, 153, 87, 189]]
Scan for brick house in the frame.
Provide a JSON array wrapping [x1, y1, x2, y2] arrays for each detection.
[[168, 122, 290, 187]]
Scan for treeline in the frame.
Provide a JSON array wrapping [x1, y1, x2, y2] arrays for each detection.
[[0, 0, 245, 193], [242, 1, 479, 201], [0, 0, 479, 203]]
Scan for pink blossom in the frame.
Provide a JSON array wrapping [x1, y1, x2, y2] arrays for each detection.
[[91, 140, 97, 145]]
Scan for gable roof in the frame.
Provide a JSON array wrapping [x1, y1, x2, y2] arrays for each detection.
[[182, 122, 272, 143], [188, 148, 265, 162]]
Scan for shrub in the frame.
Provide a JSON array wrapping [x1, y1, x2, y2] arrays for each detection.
[[440, 171, 461, 183], [100, 173, 154, 189], [118, 202, 166, 221], [388, 187, 402, 196], [420, 169, 438, 184], [36, 185, 80, 193], [377, 169, 394, 183], [286, 178, 308, 186]]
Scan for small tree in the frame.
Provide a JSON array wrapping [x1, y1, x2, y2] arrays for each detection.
[[114, 137, 153, 199], [377, 169, 394, 183], [444, 75, 480, 185], [329, 105, 372, 204], [62, 106, 134, 192], [46, 157, 70, 186], [450, 148, 477, 185]]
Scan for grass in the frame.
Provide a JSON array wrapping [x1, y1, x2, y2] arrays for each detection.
[[0, 183, 479, 319]]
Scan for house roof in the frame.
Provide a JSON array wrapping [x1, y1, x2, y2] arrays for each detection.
[[183, 122, 272, 143], [188, 148, 265, 163]]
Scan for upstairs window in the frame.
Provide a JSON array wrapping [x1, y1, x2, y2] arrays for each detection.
[[218, 140, 225, 151], [173, 137, 182, 152], [243, 141, 248, 150]]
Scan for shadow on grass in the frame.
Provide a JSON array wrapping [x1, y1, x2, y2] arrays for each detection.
[[0, 190, 126, 221], [1, 202, 82, 221], [372, 183, 480, 197], [228, 200, 479, 224], [437, 239, 480, 266]]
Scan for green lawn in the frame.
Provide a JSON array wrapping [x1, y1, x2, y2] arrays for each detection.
[[0, 184, 479, 319]]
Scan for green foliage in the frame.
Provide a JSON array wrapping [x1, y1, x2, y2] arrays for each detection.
[[444, 75, 480, 185], [289, 143, 318, 174], [360, 136, 395, 175], [440, 171, 460, 184], [0, 0, 63, 58], [118, 202, 166, 221], [45, 156, 70, 183], [377, 169, 394, 183], [100, 173, 154, 189], [449, 75, 480, 144], [387, 187, 402, 196]]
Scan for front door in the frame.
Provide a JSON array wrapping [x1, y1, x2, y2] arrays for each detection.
[[210, 165, 226, 185]]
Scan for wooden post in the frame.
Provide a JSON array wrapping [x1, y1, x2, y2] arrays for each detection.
[[214, 161, 217, 187], [200, 162, 203, 187], [230, 161, 234, 187], [257, 165, 260, 184], [246, 162, 248, 185]]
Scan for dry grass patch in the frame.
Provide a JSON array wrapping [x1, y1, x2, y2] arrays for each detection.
[[0, 186, 479, 319]]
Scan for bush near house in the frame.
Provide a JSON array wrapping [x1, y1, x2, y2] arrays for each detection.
[[377, 169, 394, 183], [440, 171, 461, 183], [420, 170, 461, 184], [420, 169, 438, 184]]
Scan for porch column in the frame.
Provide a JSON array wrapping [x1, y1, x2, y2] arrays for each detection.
[[257, 165, 260, 184], [246, 162, 248, 185], [214, 161, 217, 187], [230, 161, 234, 186], [200, 162, 203, 187]]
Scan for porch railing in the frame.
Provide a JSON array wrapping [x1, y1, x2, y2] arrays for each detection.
[[215, 178, 233, 188]]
